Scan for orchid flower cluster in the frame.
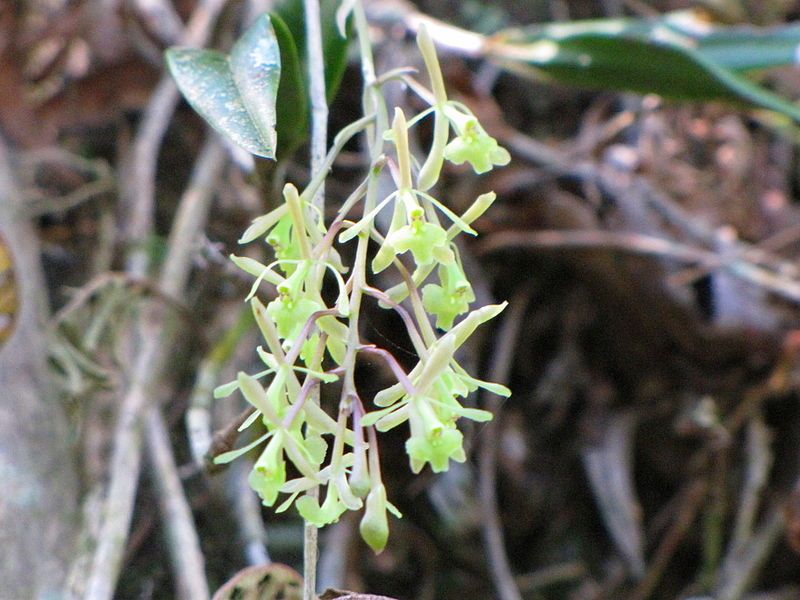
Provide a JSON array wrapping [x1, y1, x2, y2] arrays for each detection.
[[214, 22, 510, 553]]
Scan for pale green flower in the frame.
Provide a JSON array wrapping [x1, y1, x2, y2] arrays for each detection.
[[386, 220, 452, 267], [422, 260, 475, 330], [249, 434, 286, 506], [444, 111, 510, 174], [406, 424, 465, 474], [266, 214, 301, 273], [296, 483, 348, 527], [266, 295, 322, 340]]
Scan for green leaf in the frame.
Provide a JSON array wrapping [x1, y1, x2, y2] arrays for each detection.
[[166, 14, 282, 158], [275, 0, 352, 102], [486, 9, 800, 122], [696, 24, 800, 72], [229, 15, 282, 152], [269, 13, 309, 158]]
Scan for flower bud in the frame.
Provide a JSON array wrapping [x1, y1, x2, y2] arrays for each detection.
[[360, 484, 390, 553]]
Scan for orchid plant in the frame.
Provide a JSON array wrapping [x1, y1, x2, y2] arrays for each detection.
[[168, 1, 510, 555]]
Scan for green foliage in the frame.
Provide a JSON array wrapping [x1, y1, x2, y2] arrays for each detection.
[[488, 9, 800, 121], [274, 0, 352, 102], [270, 14, 310, 158], [166, 14, 282, 159], [166, 6, 351, 161]]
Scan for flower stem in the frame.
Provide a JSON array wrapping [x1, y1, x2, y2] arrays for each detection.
[[302, 0, 328, 594]]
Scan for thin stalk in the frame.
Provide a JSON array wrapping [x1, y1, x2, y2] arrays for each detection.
[[302, 0, 328, 596], [301, 114, 375, 205], [338, 0, 387, 408]]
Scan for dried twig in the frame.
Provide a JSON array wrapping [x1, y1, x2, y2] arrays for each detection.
[[730, 416, 773, 554], [205, 406, 258, 472], [145, 407, 210, 600], [123, 0, 227, 277], [499, 129, 800, 308], [515, 562, 588, 594], [128, 0, 184, 45], [228, 459, 271, 566], [626, 480, 709, 600], [318, 517, 357, 592], [84, 315, 163, 600], [715, 507, 786, 600], [582, 412, 645, 577], [84, 138, 227, 600], [186, 305, 253, 467], [477, 229, 717, 266], [19, 148, 115, 216], [478, 289, 531, 600], [0, 136, 79, 598]]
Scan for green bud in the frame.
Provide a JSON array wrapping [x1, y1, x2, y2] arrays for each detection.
[[416, 24, 450, 191], [374, 382, 405, 407], [359, 484, 390, 553], [349, 444, 371, 498]]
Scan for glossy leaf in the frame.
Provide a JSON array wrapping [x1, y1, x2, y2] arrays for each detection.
[[697, 23, 800, 72], [485, 9, 800, 121], [166, 14, 282, 158], [229, 14, 282, 153]]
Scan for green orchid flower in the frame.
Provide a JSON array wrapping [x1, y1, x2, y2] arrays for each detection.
[[371, 198, 455, 273], [189, 11, 515, 557], [406, 420, 465, 474], [266, 295, 322, 341], [443, 109, 510, 175], [296, 482, 348, 527], [249, 433, 287, 506], [386, 219, 452, 267], [266, 214, 301, 274], [422, 260, 476, 330]]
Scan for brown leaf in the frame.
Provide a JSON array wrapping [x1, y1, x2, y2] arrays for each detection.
[[212, 564, 303, 600]]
